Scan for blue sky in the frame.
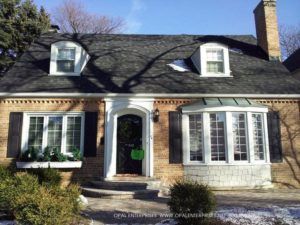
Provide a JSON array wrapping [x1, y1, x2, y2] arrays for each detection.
[[34, 0, 300, 35]]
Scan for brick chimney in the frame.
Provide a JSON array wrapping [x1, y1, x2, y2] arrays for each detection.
[[254, 0, 281, 61]]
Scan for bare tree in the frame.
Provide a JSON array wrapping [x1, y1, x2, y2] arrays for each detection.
[[279, 24, 300, 59], [52, 0, 125, 34]]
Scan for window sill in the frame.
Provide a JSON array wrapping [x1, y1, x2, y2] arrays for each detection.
[[183, 162, 271, 166], [48, 73, 80, 76], [199, 74, 232, 78], [16, 161, 82, 169]]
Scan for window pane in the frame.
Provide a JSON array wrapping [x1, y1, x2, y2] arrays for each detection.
[[232, 113, 248, 161], [57, 60, 75, 72], [28, 117, 44, 152], [206, 49, 224, 61], [47, 117, 63, 151], [57, 48, 75, 60], [207, 62, 224, 73], [252, 114, 265, 160], [66, 116, 82, 153], [210, 113, 226, 161], [189, 114, 203, 161]]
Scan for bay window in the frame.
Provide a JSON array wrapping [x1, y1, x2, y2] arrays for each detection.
[[22, 113, 84, 155], [189, 114, 203, 161], [182, 98, 269, 165], [232, 113, 248, 161], [252, 113, 265, 160], [209, 113, 226, 161]]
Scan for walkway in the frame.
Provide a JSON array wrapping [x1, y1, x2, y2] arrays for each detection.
[[84, 190, 300, 225]]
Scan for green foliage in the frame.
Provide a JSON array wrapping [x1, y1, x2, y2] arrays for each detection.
[[0, 0, 51, 73], [51, 148, 68, 162], [71, 147, 82, 161], [12, 185, 81, 225], [0, 171, 82, 225], [42, 146, 52, 162], [20, 147, 40, 161], [28, 168, 62, 187], [168, 180, 216, 225]]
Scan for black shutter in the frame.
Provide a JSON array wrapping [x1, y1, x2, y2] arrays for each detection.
[[7, 112, 23, 158], [169, 111, 183, 163], [84, 112, 98, 157], [267, 111, 283, 163]]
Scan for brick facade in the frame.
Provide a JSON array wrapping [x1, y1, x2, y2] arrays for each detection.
[[0, 98, 105, 186], [0, 98, 299, 188]]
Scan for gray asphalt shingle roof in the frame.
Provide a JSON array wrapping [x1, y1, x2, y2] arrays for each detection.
[[284, 49, 300, 73], [1, 33, 300, 94]]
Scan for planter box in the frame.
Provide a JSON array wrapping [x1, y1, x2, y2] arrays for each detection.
[[16, 161, 82, 169]]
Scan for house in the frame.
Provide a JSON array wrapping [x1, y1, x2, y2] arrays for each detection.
[[0, 0, 300, 189], [284, 48, 300, 77]]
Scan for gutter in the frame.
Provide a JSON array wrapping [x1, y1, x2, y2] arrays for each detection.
[[0, 93, 300, 99]]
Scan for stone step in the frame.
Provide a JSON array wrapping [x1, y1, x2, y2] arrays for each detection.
[[81, 186, 159, 199], [90, 181, 148, 191]]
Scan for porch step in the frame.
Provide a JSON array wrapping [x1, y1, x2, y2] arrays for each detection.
[[81, 187, 159, 199], [90, 181, 148, 191]]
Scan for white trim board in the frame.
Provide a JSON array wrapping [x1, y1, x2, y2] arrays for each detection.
[[1, 93, 300, 98]]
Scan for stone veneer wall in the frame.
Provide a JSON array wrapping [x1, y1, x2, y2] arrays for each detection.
[[184, 164, 272, 189], [0, 98, 105, 186]]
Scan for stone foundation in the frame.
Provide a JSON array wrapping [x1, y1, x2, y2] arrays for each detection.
[[184, 164, 272, 189]]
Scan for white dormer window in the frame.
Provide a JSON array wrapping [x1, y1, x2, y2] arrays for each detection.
[[57, 48, 76, 72], [49, 41, 90, 76], [191, 42, 231, 77], [206, 49, 224, 74]]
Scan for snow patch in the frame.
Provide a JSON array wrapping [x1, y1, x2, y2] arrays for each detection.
[[155, 205, 300, 225], [229, 48, 243, 54], [167, 60, 191, 72]]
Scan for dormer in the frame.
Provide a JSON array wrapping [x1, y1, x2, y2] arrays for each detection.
[[191, 42, 231, 77], [49, 41, 90, 76]]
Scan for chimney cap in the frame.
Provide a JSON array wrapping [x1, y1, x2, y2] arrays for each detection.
[[254, 0, 276, 13], [48, 24, 60, 33]]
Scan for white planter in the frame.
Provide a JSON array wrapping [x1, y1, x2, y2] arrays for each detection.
[[16, 161, 82, 169]]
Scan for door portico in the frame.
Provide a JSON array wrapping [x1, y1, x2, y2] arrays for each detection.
[[104, 98, 154, 178]]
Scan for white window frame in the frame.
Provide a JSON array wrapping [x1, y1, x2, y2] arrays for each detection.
[[21, 112, 85, 156], [49, 41, 89, 76], [182, 106, 270, 166], [200, 43, 231, 77]]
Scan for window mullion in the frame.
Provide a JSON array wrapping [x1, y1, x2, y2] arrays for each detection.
[[203, 112, 211, 164], [247, 112, 255, 163], [42, 116, 48, 153], [182, 114, 190, 164], [226, 112, 233, 164], [61, 115, 67, 155], [263, 113, 270, 163]]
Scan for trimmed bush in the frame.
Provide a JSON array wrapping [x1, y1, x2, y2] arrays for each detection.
[[11, 185, 81, 225], [29, 168, 62, 187], [168, 180, 216, 225], [0, 170, 82, 225]]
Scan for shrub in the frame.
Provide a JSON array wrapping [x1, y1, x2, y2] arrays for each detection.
[[12, 185, 80, 225], [51, 148, 67, 162], [28, 168, 62, 187], [168, 180, 216, 225], [0, 171, 82, 225], [71, 147, 82, 161], [42, 147, 52, 162], [20, 147, 40, 161]]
